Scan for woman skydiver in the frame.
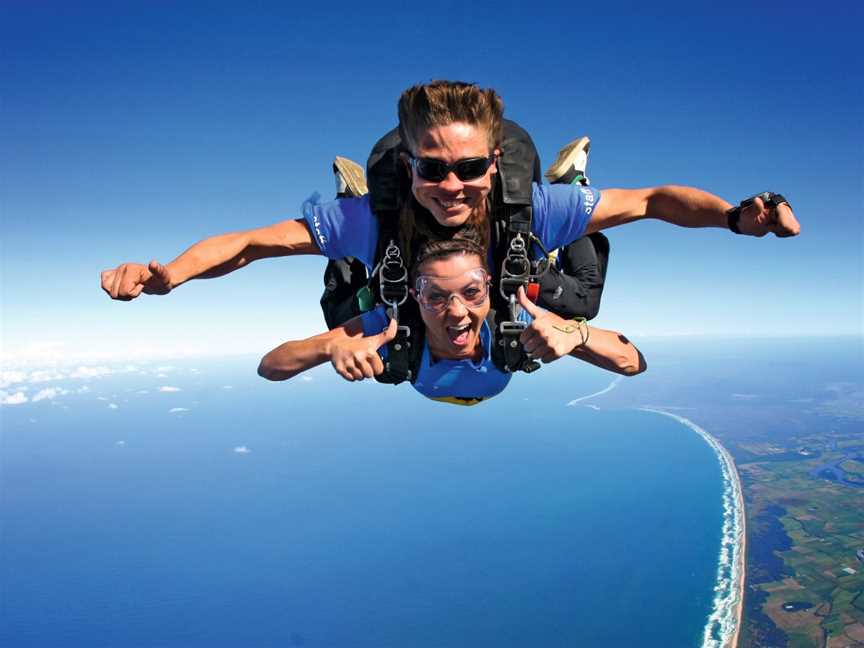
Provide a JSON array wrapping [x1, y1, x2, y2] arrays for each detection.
[[259, 231, 644, 405]]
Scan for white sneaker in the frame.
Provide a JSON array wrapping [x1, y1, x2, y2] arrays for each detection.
[[544, 136, 591, 186], [333, 156, 368, 197]]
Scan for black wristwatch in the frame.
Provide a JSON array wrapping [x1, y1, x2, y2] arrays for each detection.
[[727, 192, 791, 234]]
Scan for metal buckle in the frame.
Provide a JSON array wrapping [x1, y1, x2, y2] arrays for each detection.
[[378, 241, 408, 318]]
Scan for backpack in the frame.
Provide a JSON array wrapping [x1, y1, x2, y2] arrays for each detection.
[[320, 120, 609, 385]]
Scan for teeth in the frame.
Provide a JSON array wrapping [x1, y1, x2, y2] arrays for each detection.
[[448, 324, 470, 332], [438, 198, 465, 208]]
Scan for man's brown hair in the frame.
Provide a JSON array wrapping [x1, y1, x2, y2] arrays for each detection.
[[397, 80, 504, 153], [396, 80, 502, 260]]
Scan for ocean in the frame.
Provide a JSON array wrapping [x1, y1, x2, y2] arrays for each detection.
[[1, 358, 727, 647]]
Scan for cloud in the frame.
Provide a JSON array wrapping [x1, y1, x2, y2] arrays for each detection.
[[116, 440, 126, 446], [1, 391, 28, 405], [731, 393, 759, 400], [28, 369, 66, 383], [69, 366, 112, 379], [223, 385, 233, 390], [32, 387, 70, 402], [168, 407, 189, 413], [301, 376, 313, 382], [108, 403, 119, 409], [233, 445, 251, 454], [0, 365, 124, 389], [0, 370, 28, 389], [159, 386, 181, 393]]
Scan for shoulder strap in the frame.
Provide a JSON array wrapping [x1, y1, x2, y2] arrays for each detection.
[[364, 120, 545, 381], [363, 127, 423, 385], [488, 120, 543, 375]]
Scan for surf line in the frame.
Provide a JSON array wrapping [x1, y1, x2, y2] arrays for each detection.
[[566, 375, 623, 406], [641, 408, 746, 648]]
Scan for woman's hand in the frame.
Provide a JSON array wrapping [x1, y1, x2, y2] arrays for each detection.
[[330, 318, 398, 381], [516, 287, 588, 364]]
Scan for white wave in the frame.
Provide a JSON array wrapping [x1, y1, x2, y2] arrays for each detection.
[[567, 375, 623, 405], [641, 408, 745, 648]]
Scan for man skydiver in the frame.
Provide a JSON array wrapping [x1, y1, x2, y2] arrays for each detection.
[[320, 134, 607, 334], [101, 81, 800, 357]]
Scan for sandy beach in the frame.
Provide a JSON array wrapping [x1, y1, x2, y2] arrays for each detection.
[[728, 454, 747, 648], [642, 409, 747, 648]]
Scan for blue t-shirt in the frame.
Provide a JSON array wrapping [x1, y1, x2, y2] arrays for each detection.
[[304, 183, 601, 267], [310, 183, 598, 404], [361, 305, 513, 405]]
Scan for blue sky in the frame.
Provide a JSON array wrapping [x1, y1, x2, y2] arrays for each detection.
[[2, 0, 861, 367]]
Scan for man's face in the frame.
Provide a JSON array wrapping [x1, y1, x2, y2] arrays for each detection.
[[413, 252, 491, 361], [407, 122, 498, 228]]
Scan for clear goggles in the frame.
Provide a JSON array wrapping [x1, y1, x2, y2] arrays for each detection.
[[413, 267, 491, 313]]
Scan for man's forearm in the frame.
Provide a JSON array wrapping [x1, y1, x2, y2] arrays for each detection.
[[167, 219, 320, 286], [587, 186, 733, 233], [644, 186, 732, 228], [166, 231, 257, 286]]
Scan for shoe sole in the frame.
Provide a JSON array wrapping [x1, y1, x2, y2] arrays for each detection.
[[334, 156, 369, 197], [544, 136, 591, 183]]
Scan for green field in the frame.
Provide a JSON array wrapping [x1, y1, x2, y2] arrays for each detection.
[[739, 431, 864, 647]]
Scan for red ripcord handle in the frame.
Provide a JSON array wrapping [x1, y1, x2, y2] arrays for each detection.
[[526, 282, 540, 303]]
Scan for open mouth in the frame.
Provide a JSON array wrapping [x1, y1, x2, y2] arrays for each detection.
[[447, 323, 471, 346]]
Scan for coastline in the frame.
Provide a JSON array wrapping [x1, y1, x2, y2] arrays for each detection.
[[642, 409, 747, 648]]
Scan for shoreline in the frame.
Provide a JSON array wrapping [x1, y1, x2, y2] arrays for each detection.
[[642, 409, 747, 648]]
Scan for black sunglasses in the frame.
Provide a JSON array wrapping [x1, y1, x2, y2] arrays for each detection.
[[410, 154, 497, 182]]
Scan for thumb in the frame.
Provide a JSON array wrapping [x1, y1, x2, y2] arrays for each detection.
[[748, 196, 767, 223], [375, 318, 399, 348], [516, 286, 541, 317], [149, 260, 170, 284]]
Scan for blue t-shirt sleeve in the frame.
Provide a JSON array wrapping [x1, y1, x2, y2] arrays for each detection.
[[531, 184, 602, 250], [302, 193, 379, 267], [360, 305, 390, 360]]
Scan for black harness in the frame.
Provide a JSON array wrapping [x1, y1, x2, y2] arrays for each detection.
[[364, 120, 546, 385]]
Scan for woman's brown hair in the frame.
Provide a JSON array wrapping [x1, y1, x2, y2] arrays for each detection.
[[410, 224, 488, 284]]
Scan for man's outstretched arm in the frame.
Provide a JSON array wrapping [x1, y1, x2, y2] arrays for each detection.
[[101, 218, 319, 301], [585, 186, 800, 238]]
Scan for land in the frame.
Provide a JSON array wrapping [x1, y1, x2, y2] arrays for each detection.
[[592, 337, 864, 648]]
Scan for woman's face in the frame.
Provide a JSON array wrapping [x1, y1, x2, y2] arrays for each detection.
[[413, 252, 491, 361], [407, 121, 499, 228]]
